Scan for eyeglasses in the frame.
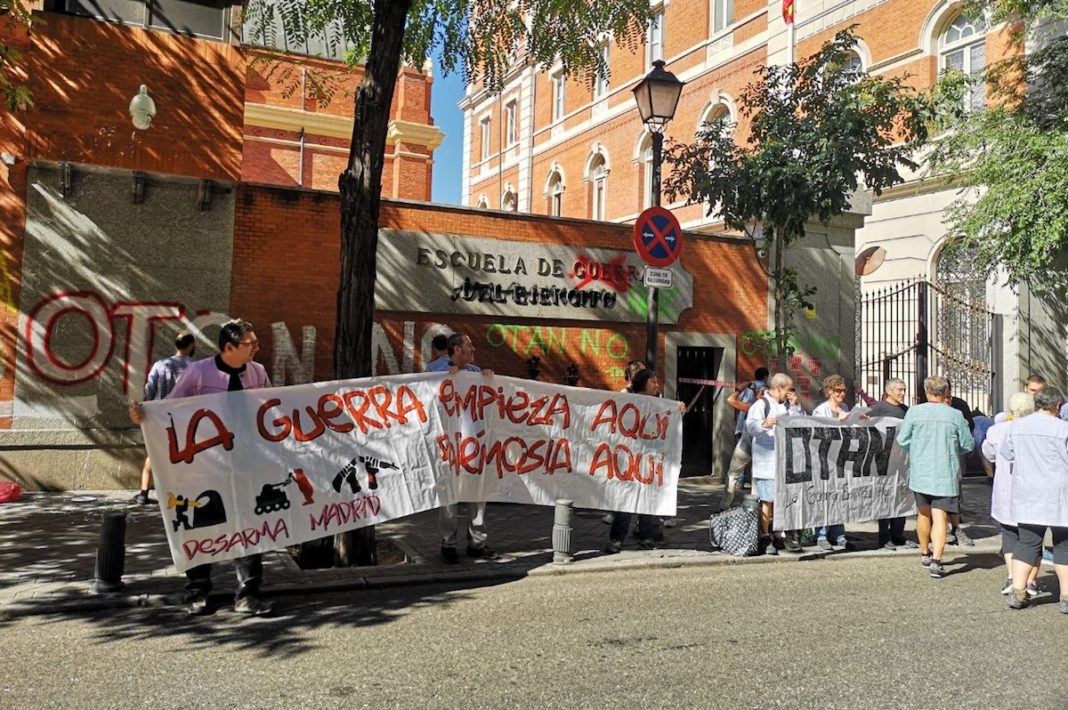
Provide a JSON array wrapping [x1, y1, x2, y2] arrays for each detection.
[[832, 387, 847, 393], [239, 339, 259, 348]]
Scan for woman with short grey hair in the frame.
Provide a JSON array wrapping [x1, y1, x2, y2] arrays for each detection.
[[1002, 386, 1068, 613]]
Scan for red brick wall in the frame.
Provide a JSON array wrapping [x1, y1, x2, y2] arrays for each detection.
[[231, 183, 768, 390], [21, 11, 245, 181]]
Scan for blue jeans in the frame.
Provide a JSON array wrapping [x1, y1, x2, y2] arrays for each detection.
[[817, 524, 845, 543]]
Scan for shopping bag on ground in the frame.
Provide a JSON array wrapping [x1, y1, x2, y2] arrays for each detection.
[[708, 504, 760, 557]]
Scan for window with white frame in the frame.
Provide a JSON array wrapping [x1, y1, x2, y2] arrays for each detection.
[[712, 0, 733, 34], [640, 134, 654, 209], [479, 116, 491, 161], [548, 171, 564, 216], [940, 14, 986, 112], [594, 44, 610, 100], [647, 11, 664, 64], [589, 154, 608, 220], [551, 71, 566, 122], [504, 99, 518, 146], [843, 51, 864, 77]]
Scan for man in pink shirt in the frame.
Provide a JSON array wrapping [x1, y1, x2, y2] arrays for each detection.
[[131, 319, 272, 616]]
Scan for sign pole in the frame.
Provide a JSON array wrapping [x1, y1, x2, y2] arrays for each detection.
[[646, 132, 663, 371]]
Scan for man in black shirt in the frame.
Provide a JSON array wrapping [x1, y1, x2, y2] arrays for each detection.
[[869, 378, 918, 550]]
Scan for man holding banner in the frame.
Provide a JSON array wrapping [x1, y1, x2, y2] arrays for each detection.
[[134, 319, 273, 616], [896, 376, 974, 579], [747, 373, 802, 554]]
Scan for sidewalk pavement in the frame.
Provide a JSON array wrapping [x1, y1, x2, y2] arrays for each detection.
[[0, 478, 1003, 618]]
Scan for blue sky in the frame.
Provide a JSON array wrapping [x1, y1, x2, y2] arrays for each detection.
[[429, 52, 466, 206]]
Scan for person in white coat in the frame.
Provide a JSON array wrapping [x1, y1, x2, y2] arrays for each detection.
[[746, 372, 803, 554], [1002, 386, 1068, 613]]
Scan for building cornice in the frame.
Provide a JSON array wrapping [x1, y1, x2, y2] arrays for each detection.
[[244, 104, 444, 150]]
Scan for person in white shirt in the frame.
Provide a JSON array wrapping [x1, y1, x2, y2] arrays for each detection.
[[746, 372, 803, 554], [811, 374, 853, 550]]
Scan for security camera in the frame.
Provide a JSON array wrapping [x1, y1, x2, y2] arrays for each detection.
[[129, 85, 157, 130]]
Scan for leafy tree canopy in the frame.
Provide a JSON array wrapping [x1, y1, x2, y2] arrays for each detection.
[[0, 0, 35, 111], [928, 0, 1068, 296]]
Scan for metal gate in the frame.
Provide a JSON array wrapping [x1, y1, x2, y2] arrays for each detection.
[[858, 279, 1001, 413]]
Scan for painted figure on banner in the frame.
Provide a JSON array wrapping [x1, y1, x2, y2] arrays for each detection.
[[129, 331, 195, 505], [867, 378, 916, 551], [429, 332, 500, 564], [604, 368, 665, 554], [981, 392, 1040, 599], [132, 319, 273, 616], [746, 372, 803, 555], [896, 375, 974, 579], [810, 374, 854, 551], [1000, 386, 1068, 613]]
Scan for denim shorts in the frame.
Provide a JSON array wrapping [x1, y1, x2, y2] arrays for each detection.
[[755, 479, 775, 502]]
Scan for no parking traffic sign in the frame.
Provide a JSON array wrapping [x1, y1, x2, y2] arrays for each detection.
[[632, 206, 683, 268]]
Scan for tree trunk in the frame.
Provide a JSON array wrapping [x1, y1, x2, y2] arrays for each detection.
[[303, 0, 411, 569], [772, 230, 786, 373]]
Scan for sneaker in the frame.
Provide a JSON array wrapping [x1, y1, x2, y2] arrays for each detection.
[[835, 537, 854, 551], [881, 540, 896, 551], [185, 594, 209, 616], [440, 546, 459, 564], [920, 553, 933, 568], [1026, 583, 1039, 599], [928, 561, 946, 578], [1059, 598, 1068, 615], [1007, 593, 1028, 610], [601, 513, 615, 525], [466, 545, 500, 560], [784, 536, 802, 553], [902, 539, 920, 549], [760, 537, 778, 556], [946, 530, 959, 546], [234, 596, 272, 616], [1000, 577, 1013, 595], [771, 536, 786, 551], [603, 539, 623, 555], [636, 538, 657, 550], [132, 492, 152, 505], [955, 528, 974, 547], [817, 538, 834, 551], [662, 518, 679, 528]]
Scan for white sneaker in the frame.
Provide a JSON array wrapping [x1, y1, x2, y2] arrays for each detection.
[[1000, 578, 1013, 595]]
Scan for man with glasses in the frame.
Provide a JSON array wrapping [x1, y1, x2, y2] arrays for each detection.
[[131, 319, 273, 616]]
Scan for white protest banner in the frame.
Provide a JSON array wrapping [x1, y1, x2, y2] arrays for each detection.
[[772, 415, 914, 530], [140, 372, 682, 572]]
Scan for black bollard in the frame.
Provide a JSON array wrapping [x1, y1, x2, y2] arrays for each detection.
[[94, 509, 127, 593]]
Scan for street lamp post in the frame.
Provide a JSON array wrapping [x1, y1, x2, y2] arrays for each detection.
[[632, 60, 684, 371]]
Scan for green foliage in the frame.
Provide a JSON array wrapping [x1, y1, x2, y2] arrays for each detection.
[[245, 0, 652, 92], [0, 0, 36, 111], [929, 2, 1068, 295], [664, 28, 930, 354]]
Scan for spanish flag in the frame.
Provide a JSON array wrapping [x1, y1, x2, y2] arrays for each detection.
[[783, 0, 795, 24]]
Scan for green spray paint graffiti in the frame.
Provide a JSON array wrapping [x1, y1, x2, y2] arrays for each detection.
[[485, 324, 632, 363], [623, 284, 683, 322], [741, 330, 841, 360]]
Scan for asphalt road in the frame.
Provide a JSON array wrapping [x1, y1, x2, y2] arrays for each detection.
[[1, 552, 1064, 709]]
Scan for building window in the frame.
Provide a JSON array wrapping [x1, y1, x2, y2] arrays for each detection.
[[551, 71, 566, 122], [502, 190, 517, 211], [64, 0, 231, 40], [712, 0, 733, 34], [941, 14, 986, 112], [589, 154, 608, 220], [594, 44, 610, 100], [476, 195, 489, 209], [547, 171, 564, 216], [647, 11, 664, 64], [843, 51, 864, 76], [639, 134, 654, 209], [504, 100, 518, 146], [479, 116, 492, 161]]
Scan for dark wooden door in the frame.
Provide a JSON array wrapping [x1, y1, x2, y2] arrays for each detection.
[[675, 346, 723, 477]]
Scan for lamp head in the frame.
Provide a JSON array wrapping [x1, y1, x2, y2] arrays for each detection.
[[129, 85, 156, 130]]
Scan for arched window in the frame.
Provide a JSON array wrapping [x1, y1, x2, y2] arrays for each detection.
[[547, 171, 564, 216], [588, 153, 608, 220], [843, 50, 864, 78], [502, 190, 517, 212], [940, 14, 986, 112], [476, 195, 489, 210]]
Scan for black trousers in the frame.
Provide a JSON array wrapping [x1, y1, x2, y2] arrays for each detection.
[[877, 517, 907, 545], [185, 554, 263, 600]]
